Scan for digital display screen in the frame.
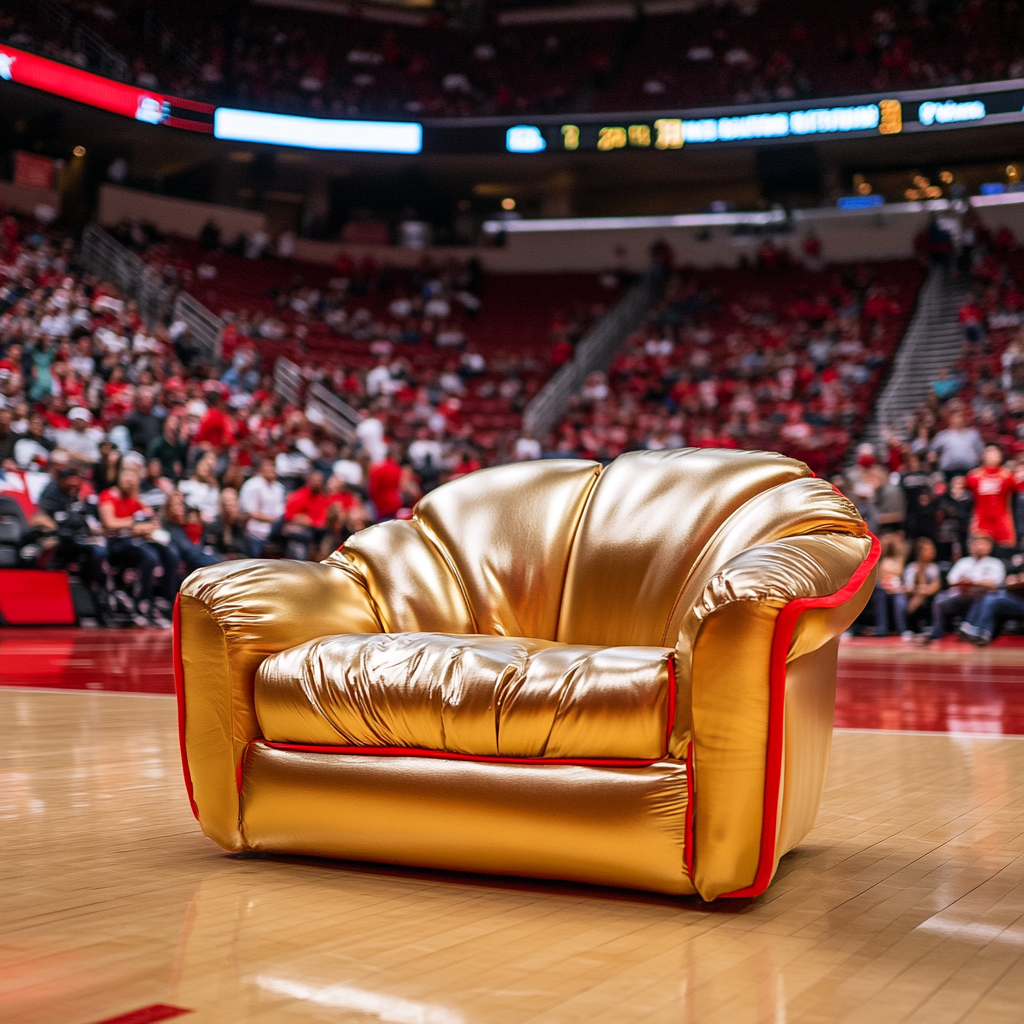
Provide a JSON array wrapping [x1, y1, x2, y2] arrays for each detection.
[[213, 108, 423, 154], [2, 41, 1020, 158]]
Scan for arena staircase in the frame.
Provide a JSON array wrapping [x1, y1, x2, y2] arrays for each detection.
[[860, 267, 970, 452], [522, 265, 664, 441]]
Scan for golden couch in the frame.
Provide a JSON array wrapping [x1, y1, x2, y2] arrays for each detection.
[[173, 449, 877, 900]]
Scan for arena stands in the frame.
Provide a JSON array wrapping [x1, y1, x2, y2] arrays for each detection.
[[540, 256, 925, 476], [4, 204, 1023, 638], [4, 0, 1022, 119]]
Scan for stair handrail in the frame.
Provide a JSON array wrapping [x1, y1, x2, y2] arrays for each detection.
[[522, 265, 664, 441]]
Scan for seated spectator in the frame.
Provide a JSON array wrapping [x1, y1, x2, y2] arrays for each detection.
[[146, 415, 189, 482], [178, 452, 221, 523], [162, 490, 223, 573], [870, 533, 907, 637], [31, 464, 107, 606], [960, 569, 1024, 646], [901, 537, 942, 637], [97, 462, 178, 628], [203, 488, 253, 559], [54, 407, 103, 468], [124, 388, 164, 455], [238, 457, 286, 557], [139, 457, 175, 510], [919, 534, 1006, 644], [367, 446, 403, 521]]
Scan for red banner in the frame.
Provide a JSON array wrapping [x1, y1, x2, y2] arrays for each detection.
[[13, 151, 55, 190], [0, 45, 170, 123]]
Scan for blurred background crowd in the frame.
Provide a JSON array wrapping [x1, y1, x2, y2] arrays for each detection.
[[1, 207, 1022, 636]]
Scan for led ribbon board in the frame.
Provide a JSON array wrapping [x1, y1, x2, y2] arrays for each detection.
[[213, 109, 422, 154], [0, 44, 171, 123]]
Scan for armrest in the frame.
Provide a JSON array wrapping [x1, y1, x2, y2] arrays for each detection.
[[681, 533, 877, 900], [175, 558, 380, 850]]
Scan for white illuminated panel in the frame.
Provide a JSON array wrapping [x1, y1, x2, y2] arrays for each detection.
[[213, 108, 422, 153], [918, 99, 987, 125]]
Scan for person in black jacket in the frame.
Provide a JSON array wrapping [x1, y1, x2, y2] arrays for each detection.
[[32, 465, 107, 590]]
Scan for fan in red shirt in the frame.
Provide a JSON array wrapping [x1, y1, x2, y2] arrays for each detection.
[[368, 449, 403, 519], [284, 472, 332, 528], [194, 383, 236, 451], [966, 445, 1023, 548]]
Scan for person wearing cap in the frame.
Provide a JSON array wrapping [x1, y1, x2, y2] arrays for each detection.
[[918, 533, 1006, 644], [54, 407, 103, 466]]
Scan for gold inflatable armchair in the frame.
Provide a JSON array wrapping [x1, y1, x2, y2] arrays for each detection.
[[174, 449, 877, 900]]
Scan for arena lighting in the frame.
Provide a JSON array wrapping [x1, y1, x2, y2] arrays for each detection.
[[0, 44, 170, 123], [213, 108, 422, 153], [482, 210, 788, 232], [918, 99, 986, 126], [506, 125, 547, 152]]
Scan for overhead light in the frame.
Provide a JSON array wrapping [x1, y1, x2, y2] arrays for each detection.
[[73, 145, 86, 157], [501, 198, 516, 211]]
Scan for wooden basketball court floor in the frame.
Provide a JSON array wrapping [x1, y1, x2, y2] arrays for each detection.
[[2, 630, 1023, 1024]]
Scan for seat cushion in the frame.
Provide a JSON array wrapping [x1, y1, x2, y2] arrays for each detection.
[[255, 632, 675, 761]]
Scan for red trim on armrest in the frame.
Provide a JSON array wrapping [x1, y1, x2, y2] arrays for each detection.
[[683, 742, 695, 881], [172, 595, 199, 820], [717, 532, 880, 899]]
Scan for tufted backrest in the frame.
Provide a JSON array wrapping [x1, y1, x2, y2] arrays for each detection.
[[556, 449, 823, 647], [328, 449, 866, 648], [330, 459, 600, 640]]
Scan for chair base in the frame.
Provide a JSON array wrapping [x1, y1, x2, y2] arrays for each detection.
[[239, 743, 696, 896]]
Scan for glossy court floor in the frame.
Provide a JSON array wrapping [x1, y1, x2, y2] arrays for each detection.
[[2, 630, 1023, 1024]]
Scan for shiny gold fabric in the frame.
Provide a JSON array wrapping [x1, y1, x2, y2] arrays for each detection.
[[178, 559, 381, 849], [241, 744, 695, 895], [415, 460, 601, 639], [326, 520, 474, 634], [178, 449, 873, 900], [687, 534, 875, 899], [256, 632, 674, 759]]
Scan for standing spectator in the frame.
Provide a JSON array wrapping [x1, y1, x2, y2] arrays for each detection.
[[929, 411, 984, 480], [238, 456, 286, 556], [919, 535, 1006, 644], [367, 445, 403, 520], [966, 445, 1022, 553]]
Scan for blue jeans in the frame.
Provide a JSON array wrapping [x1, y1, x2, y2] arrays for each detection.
[[871, 586, 907, 635], [929, 589, 976, 639], [961, 591, 1024, 642]]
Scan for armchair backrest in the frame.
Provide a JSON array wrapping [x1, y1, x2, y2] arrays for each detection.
[[331, 449, 866, 648]]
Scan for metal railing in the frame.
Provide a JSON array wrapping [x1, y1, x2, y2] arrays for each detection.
[[79, 224, 224, 363], [522, 266, 663, 441], [273, 359, 359, 442], [173, 292, 225, 364], [79, 224, 170, 327]]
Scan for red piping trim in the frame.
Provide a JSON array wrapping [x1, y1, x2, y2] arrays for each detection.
[[683, 742, 695, 881], [252, 740, 661, 768], [664, 655, 677, 754], [172, 595, 199, 820], [718, 532, 880, 898]]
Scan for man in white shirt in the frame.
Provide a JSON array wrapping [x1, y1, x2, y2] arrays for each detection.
[[238, 457, 285, 556], [922, 534, 1006, 643], [54, 407, 103, 467]]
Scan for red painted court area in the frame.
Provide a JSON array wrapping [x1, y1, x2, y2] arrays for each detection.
[[1, 629, 1022, 735]]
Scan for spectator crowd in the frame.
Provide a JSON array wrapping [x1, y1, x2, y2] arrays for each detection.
[[2, 206, 1023, 641]]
